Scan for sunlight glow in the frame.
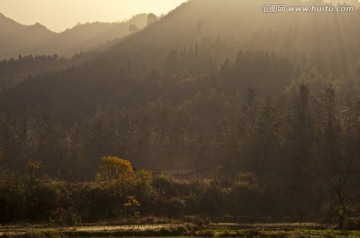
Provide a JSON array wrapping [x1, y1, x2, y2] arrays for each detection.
[[0, 0, 188, 32]]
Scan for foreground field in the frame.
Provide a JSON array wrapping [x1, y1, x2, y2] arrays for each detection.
[[1, 223, 360, 238]]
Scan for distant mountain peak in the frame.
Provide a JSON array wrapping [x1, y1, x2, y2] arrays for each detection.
[[25, 22, 55, 36], [0, 12, 149, 59], [0, 12, 12, 21], [31, 22, 50, 29]]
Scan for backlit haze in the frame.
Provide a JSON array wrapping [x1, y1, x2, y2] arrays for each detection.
[[0, 0, 187, 32]]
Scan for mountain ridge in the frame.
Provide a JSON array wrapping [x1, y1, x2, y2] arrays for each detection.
[[0, 12, 149, 59]]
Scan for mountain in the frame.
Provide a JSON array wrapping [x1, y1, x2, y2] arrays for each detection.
[[0, 12, 26, 35], [107, 0, 360, 76], [29, 13, 149, 57], [1, 0, 360, 171], [2, 1, 360, 224], [113, 0, 359, 53], [0, 13, 56, 58], [2, 0, 360, 120], [0, 13, 149, 59]]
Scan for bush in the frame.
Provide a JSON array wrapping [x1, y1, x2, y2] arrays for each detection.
[[49, 208, 81, 226], [181, 215, 207, 226], [347, 217, 360, 230]]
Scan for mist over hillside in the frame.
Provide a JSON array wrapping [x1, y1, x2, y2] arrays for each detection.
[[110, 0, 360, 73], [1, 0, 360, 162], [0, 13, 56, 58], [0, 13, 149, 59]]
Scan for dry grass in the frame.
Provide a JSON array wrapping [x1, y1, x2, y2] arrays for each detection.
[[1, 222, 359, 238], [71, 224, 173, 232], [0, 223, 184, 237]]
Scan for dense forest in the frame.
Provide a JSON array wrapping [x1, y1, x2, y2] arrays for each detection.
[[0, 0, 360, 229]]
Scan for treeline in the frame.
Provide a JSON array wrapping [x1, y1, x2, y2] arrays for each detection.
[[0, 156, 268, 224], [0, 38, 360, 226], [0, 55, 64, 91], [1, 83, 360, 226], [0, 53, 99, 92]]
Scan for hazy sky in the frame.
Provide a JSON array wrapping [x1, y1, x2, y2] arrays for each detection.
[[0, 0, 187, 32]]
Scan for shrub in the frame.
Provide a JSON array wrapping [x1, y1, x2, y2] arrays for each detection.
[[49, 208, 81, 226]]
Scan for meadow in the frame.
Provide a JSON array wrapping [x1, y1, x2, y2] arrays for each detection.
[[1, 222, 360, 238]]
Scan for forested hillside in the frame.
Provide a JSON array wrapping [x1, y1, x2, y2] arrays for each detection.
[[1, 0, 360, 227]]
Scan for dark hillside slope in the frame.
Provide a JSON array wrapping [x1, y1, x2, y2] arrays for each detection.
[[1, 1, 360, 221], [1, 0, 360, 123], [1, 0, 360, 180]]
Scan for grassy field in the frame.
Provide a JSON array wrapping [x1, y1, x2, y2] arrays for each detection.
[[1, 222, 360, 238]]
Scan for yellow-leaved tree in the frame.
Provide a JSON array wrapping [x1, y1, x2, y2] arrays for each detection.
[[123, 195, 141, 217], [95, 156, 136, 192]]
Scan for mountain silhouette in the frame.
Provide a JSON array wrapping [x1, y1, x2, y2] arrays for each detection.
[[0, 13, 149, 59], [0, 13, 55, 58]]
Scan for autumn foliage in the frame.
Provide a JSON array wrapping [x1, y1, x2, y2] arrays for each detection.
[[95, 156, 136, 187]]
